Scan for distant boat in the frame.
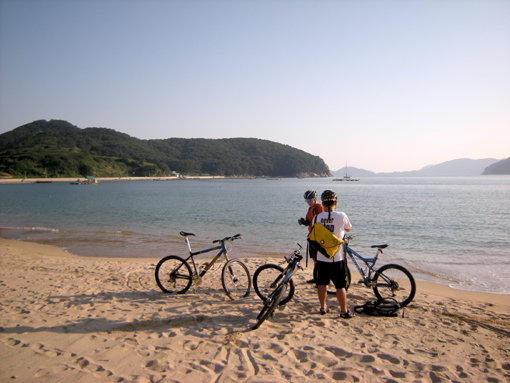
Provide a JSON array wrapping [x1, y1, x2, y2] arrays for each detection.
[[333, 175, 359, 182], [70, 176, 98, 185], [333, 163, 359, 182]]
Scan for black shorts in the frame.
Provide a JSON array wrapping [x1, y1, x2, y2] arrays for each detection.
[[315, 260, 348, 289]]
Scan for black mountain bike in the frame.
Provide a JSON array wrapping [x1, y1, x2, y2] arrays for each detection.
[[251, 244, 304, 330]]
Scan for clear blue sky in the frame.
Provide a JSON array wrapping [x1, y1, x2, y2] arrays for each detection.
[[1, 0, 509, 172]]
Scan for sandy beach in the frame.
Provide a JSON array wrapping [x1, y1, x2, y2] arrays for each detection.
[[1, 238, 509, 382]]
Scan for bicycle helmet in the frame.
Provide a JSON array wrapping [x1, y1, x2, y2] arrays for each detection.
[[304, 190, 316, 200], [321, 190, 337, 207]]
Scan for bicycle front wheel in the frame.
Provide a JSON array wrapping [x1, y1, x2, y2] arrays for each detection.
[[155, 255, 193, 294], [252, 283, 288, 330], [373, 264, 416, 307], [221, 259, 251, 300], [253, 264, 295, 305]]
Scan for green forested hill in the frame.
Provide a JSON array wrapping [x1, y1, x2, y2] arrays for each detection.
[[0, 120, 331, 178]]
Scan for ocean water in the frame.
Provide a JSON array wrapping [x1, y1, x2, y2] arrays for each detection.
[[1, 176, 509, 294]]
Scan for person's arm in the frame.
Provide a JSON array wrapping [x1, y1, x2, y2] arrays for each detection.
[[344, 214, 352, 232]]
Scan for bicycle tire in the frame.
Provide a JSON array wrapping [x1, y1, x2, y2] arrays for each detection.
[[253, 264, 295, 305], [221, 259, 251, 300], [252, 284, 287, 330], [313, 262, 351, 293], [373, 263, 416, 307], [155, 255, 193, 294]]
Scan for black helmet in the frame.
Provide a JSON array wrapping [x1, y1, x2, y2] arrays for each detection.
[[321, 190, 337, 206], [304, 190, 316, 200]]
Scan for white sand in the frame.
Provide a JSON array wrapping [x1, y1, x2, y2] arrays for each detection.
[[1, 238, 509, 382]]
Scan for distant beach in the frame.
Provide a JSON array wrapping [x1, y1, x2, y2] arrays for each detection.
[[0, 176, 230, 184]]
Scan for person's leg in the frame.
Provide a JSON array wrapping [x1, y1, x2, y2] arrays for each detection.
[[318, 285, 330, 314], [336, 287, 347, 313], [315, 261, 331, 313], [331, 261, 352, 316], [318, 285, 328, 310]]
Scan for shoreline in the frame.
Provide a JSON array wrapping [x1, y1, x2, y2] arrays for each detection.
[[0, 176, 228, 184], [1, 237, 509, 382], [1, 229, 508, 296]]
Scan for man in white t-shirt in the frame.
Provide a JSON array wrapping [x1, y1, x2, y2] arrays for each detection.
[[314, 190, 354, 318]]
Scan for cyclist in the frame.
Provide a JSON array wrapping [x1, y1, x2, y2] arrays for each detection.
[[314, 190, 354, 318], [298, 190, 323, 274]]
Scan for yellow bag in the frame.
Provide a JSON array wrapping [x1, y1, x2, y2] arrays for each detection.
[[307, 222, 344, 258]]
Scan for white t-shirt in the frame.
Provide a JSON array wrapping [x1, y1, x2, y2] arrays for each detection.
[[314, 210, 351, 263]]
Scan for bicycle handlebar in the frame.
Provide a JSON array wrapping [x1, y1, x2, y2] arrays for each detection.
[[212, 233, 242, 244], [285, 244, 304, 263], [343, 234, 355, 245]]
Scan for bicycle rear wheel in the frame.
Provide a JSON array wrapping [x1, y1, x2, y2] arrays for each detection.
[[253, 264, 295, 305], [221, 259, 251, 300], [155, 255, 193, 294], [373, 264, 416, 307], [252, 284, 287, 330]]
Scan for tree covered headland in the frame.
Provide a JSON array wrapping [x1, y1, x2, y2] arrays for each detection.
[[0, 120, 331, 178]]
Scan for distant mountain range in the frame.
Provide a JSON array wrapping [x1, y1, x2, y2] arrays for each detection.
[[482, 157, 510, 175], [333, 158, 509, 177]]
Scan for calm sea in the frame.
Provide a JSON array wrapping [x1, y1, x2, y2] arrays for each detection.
[[1, 176, 509, 294]]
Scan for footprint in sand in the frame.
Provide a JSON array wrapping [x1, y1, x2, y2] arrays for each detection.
[[183, 339, 202, 351], [75, 356, 114, 377], [389, 370, 406, 379], [267, 342, 285, 353], [377, 352, 400, 365], [198, 359, 224, 373], [6, 338, 24, 347], [145, 359, 166, 373], [330, 371, 348, 380], [290, 349, 308, 363], [357, 354, 375, 363], [324, 345, 352, 359], [33, 365, 70, 378]]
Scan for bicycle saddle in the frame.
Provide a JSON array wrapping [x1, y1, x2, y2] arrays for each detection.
[[180, 231, 196, 237], [371, 244, 388, 249]]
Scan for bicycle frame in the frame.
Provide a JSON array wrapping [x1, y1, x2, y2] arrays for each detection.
[[345, 245, 382, 285], [281, 256, 301, 285], [315, 236, 417, 307], [182, 236, 231, 277], [269, 253, 303, 292]]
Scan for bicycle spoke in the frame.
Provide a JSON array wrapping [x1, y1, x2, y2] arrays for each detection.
[[253, 264, 295, 305], [373, 264, 416, 307], [155, 256, 192, 294]]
